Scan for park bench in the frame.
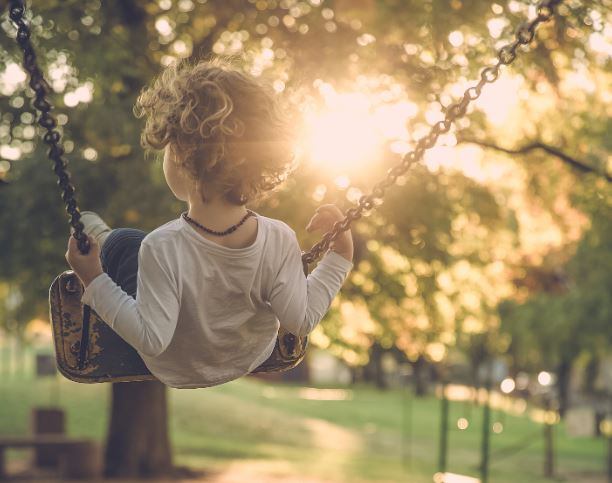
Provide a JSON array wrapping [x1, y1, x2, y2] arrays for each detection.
[[0, 435, 100, 480]]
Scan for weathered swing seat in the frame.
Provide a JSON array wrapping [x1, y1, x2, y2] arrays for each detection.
[[50, 271, 307, 383]]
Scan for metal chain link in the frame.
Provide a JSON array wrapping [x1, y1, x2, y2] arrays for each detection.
[[8, 0, 89, 253], [302, 0, 563, 265], [6, 0, 561, 260]]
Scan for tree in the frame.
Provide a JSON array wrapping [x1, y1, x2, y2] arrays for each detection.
[[499, 193, 612, 415], [1, 0, 610, 475]]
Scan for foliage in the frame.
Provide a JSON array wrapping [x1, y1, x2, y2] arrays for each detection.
[[0, 0, 610, 378], [499, 191, 612, 375]]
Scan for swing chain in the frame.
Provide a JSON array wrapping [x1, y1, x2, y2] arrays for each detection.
[[301, 0, 562, 265], [8, 0, 90, 254]]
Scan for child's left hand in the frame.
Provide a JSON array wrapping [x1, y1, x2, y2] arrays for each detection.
[[65, 234, 104, 287], [306, 204, 354, 262]]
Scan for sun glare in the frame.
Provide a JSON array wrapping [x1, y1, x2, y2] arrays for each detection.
[[476, 75, 523, 125], [301, 92, 383, 173], [449, 74, 523, 126], [299, 74, 525, 181], [300, 81, 419, 175]]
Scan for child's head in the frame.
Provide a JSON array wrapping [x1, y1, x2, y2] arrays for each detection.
[[135, 59, 295, 205]]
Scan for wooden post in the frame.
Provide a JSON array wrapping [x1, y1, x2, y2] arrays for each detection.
[[0, 446, 5, 480], [31, 408, 66, 468], [59, 442, 102, 479]]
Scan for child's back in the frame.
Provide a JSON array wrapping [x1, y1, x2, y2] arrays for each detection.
[[67, 60, 353, 388]]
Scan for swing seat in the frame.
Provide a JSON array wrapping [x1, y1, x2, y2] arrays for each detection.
[[49, 270, 308, 383]]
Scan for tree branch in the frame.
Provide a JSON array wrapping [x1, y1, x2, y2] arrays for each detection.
[[458, 138, 611, 182]]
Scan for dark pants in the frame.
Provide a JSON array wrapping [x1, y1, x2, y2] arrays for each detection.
[[100, 228, 146, 299]]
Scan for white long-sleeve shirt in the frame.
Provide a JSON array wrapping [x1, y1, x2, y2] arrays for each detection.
[[81, 214, 352, 388]]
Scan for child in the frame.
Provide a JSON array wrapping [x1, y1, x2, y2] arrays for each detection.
[[65, 60, 353, 389]]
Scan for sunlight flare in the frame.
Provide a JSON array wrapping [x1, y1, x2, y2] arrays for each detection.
[[301, 92, 382, 172], [300, 82, 418, 174]]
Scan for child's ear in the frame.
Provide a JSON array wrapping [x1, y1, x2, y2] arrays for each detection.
[[167, 143, 182, 163], [166, 144, 175, 162]]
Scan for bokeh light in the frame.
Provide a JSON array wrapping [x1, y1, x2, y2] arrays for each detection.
[[500, 378, 515, 394], [538, 371, 552, 386], [0, 63, 27, 95]]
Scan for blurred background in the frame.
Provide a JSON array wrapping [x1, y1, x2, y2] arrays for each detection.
[[0, 0, 610, 482]]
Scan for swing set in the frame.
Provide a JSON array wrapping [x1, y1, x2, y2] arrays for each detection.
[[5, 0, 563, 384]]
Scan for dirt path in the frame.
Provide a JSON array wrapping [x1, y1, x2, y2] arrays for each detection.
[[5, 460, 337, 483]]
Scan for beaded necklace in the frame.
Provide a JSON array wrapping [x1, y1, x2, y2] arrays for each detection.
[[182, 210, 255, 237]]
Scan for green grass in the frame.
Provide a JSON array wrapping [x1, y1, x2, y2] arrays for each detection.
[[0, 375, 607, 482]]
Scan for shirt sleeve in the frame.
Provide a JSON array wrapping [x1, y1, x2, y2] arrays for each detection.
[[269, 231, 353, 336], [81, 241, 180, 357]]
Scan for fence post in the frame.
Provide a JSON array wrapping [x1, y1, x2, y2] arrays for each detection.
[[480, 371, 492, 483], [438, 382, 449, 474], [401, 368, 413, 471], [543, 396, 555, 478]]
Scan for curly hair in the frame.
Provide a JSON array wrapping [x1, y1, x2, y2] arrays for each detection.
[[134, 59, 295, 205]]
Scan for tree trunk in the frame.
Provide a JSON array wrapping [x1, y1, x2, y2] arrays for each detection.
[[556, 359, 572, 418], [371, 343, 387, 390], [104, 381, 172, 478], [412, 355, 429, 397]]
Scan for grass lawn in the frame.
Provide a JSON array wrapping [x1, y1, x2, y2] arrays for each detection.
[[0, 375, 607, 482]]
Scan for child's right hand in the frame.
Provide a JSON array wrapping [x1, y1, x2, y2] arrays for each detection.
[[66, 234, 104, 287], [306, 204, 354, 262]]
